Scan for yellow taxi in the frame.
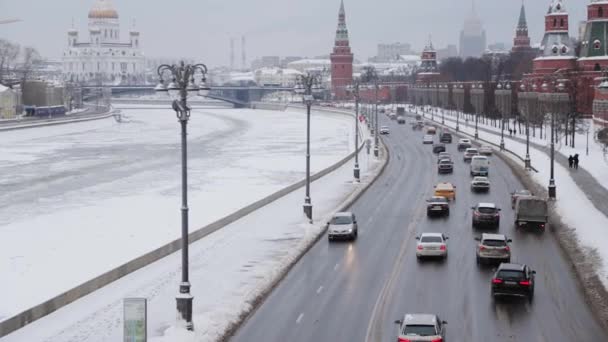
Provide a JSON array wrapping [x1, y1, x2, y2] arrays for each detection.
[[434, 182, 456, 201]]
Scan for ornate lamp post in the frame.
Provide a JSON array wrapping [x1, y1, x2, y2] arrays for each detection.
[[496, 82, 511, 151], [294, 73, 323, 222], [347, 82, 361, 181], [155, 61, 210, 331]]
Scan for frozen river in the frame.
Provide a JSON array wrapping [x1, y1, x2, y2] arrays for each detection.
[[0, 106, 355, 321]]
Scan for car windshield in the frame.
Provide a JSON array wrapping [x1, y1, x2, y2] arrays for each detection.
[[403, 324, 437, 336], [439, 160, 451, 164], [483, 239, 507, 247], [420, 236, 443, 243], [478, 207, 497, 214], [330, 216, 352, 225], [497, 270, 525, 280]]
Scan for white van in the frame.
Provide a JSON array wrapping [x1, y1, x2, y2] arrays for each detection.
[[470, 156, 490, 176]]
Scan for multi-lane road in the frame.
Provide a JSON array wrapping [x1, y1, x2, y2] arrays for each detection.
[[231, 113, 607, 341]]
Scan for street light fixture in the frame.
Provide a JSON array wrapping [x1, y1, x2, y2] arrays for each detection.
[[520, 83, 533, 170], [347, 82, 362, 181], [294, 73, 324, 222], [155, 61, 209, 331]]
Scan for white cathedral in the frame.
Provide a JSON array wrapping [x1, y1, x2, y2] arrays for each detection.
[[62, 0, 146, 85]]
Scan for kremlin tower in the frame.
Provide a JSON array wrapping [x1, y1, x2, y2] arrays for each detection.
[[330, 0, 354, 100], [416, 38, 441, 83], [532, 0, 577, 75], [512, 2, 534, 54], [578, 0, 608, 71]]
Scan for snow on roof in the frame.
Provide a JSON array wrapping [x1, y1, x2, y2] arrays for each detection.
[[0, 84, 8, 92], [287, 59, 331, 65]]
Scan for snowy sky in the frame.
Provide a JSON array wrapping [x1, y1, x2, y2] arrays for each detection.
[[0, 0, 586, 66]]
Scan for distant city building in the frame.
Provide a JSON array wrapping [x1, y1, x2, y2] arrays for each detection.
[[62, 0, 145, 85], [376, 42, 412, 62], [286, 59, 331, 73], [437, 45, 459, 60], [0, 84, 18, 119], [280, 56, 303, 68], [460, 1, 487, 57], [330, 0, 354, 100], [488, 43, 507, 52], [250, 56, 281, 70], [253, 67, 303, 87]]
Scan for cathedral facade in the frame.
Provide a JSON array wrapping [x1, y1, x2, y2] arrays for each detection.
[[62, 0, 145, 85]]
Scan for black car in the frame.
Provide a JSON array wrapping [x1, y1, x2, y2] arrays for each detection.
[[440, 133, 453, 143], [437, 159, 454, 174], [491, 263, 536, 302], [472, 203, 501, 229], [432, 144, 446, 154], [426, 196, 450, 217]]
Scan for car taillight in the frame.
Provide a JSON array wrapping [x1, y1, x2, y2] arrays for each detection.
[[494, 213, 500, 217], [430, 339, 443, 342], [519, 280, 531, 286], [398, 339, 411, 342], [479, 245, 485, 251], [504, 246, 510, 252], [417, 245, 424, 250], [440, 245, 446, 251], [473, 211, 480, 217], [492, 278, 503, 284]]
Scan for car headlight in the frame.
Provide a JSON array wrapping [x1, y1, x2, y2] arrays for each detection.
[[347, 228, 353, 233]]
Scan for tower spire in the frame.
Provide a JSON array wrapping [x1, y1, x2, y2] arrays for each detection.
[[335, 0, 349, 45], [517, 1, 528, 31]]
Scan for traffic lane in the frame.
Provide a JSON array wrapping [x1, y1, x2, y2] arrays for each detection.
[[378, 134, 607, 341], [230, 115, 435, 342]]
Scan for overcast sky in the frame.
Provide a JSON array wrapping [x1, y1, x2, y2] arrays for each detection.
[[0, 0, 586, 67]]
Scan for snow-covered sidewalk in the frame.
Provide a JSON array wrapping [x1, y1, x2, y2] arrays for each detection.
[[418, 107, 608, 293], [1, 123, 385, 342]]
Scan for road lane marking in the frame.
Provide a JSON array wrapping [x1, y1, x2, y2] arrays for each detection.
[[296, 313, 304, 324], [317, 286, 324, 294]]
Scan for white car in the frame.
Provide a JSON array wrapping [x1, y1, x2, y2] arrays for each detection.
[[479, 145, 493, 156], [423, 135, 434, 144], [380, 126, 390, 135], [458, 138, 472, 151], [471, 176, 490, 192], [416, 233, 448, 260], [463, 148, 479, 162], [327, 212, 358, 241], [395, 314, 447, 342]]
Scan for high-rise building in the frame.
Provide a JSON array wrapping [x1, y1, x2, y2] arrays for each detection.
[[437, 45, 459, 60], [460, 0, 487, 58], [377, 43, 412, 61], [330, 0, 353, 100]]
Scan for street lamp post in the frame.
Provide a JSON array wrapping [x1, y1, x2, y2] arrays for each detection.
[[155, 61, 210, 331], [519, 83, 533, 170], [374, 82, 379, 157], [347, 82, 361, 181], [294, 73, 323, 222]]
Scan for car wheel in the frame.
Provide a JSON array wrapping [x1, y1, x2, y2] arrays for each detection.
[[528, 292, 534, 303], [476, 255, 481, 265], [446, 210, 450, 216]]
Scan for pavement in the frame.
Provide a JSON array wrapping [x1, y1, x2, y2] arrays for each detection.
[[429, 110, 608, 221], [230, 114, 608, 341]]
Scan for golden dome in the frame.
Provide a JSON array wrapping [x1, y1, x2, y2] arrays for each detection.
[[88, 0, 118, 19]]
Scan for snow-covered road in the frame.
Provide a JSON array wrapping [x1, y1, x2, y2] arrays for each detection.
[[0, 107, 356, 321]]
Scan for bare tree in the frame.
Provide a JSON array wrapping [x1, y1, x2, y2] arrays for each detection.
[[19, 46, 41, 85], [0, 39, 20, 82]]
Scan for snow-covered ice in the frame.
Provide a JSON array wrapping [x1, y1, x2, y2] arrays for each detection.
[[0, 108, 381, 342], [0, 107, 357, 322]]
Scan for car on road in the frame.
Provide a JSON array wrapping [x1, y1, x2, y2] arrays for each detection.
[[476, 233, 512, 265], [472, 202, 501, 229], [471, 176, 490, 192], [432, 143, 446, 154], [458, 138, 472, 151], [327, 212, 358, 241], [434, 182, 456, 201], [416, 233, 449, 260], [463, 148, 479, 162], [479, 145, 493, 156], [395, 314, 447, 342], [397, 116, 406, 124], [515, 196, 548, 231], [389, 113, 397, 120], [511, 189, 532, 209], [423, 135, 434, 144], [440, 132, 453, 143], [426, 196, 450, 217], [380, 126, 390, 135], [491, 263, 536, 302], [437, 159, 454, 174], [426, 126, 437, 135], [438, 152, 451, 159], [470, 155, 490, 176]]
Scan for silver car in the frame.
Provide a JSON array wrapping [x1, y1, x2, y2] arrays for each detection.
[[327, 212, 358, 241], [463, 148, 479, 162], [423, 135, 434, 144], [395, 313, 447, 342], [471, 176, 490, 192], [475, 233, 512, 264], [416, 233, 448, 260]]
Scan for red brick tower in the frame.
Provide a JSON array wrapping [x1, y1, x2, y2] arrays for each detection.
[[512, 1, 532, 53], [330, 0, 354, 100], [532, 0, 577, 75]]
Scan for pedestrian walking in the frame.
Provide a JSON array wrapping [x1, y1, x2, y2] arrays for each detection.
[[509, 128, 513, 136], [574, 154, 579, 169], [568, 155, 574, 169]]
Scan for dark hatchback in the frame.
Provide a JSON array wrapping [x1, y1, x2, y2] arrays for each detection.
[[440, 133, 453, 143], [432, 144, 446, 154], [491, 263, 536, 302], [472, 203, 501, 229], [426, 196, 450, 217]]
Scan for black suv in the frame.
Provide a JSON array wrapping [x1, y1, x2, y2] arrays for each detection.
[[440, 133, 453, 143], [491, 263, 536, 302], [426, 196, 450, 217], [472, 203, 501, 229], [432, 144, 446, 154]]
